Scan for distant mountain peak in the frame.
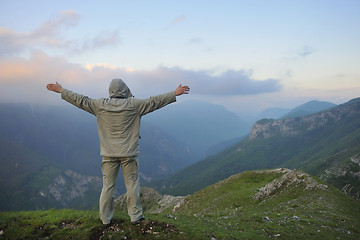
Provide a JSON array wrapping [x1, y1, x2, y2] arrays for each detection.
[[250, 97, 360, 140], [280, 100, 336, 119]]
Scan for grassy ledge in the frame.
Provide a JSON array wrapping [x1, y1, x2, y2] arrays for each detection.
[[1, 169, 360, 239]]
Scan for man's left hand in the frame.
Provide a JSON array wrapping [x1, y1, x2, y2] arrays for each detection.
[[46, 82, 63, 93]]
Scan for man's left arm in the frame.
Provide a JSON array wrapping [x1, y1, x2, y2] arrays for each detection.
[[138, 84, 190, 116]]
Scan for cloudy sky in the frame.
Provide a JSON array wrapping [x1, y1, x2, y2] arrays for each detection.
[[1, 0, 359, 116]]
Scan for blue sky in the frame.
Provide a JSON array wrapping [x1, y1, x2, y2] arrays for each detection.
[[1, 0, 359, 116]]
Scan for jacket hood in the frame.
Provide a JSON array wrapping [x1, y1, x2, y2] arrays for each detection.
[[109, 79, 133, 99]]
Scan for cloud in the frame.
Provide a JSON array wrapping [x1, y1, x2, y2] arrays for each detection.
[[93, 31, 120, 47], [282, 45, 316, 62], [297, 45, 316, 58], [0, 10, 120, 56], [129, 67, 282, 96], [0, 51, 282, 105], [0, 10, 79, 56], [67, 30, 121, 54], [36, 10, 80, 36], [172, 15, 186, 25], [188, 37, 202, 44], [0, 51, 108, 104]]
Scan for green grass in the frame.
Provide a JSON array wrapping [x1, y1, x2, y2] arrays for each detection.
[[167, 169, 360, 239], [1, 169, 360, 240], [0, 209, 217, 240]]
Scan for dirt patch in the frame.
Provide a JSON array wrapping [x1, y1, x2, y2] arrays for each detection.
[[136, 219, 179, 236], [92, 218, 181, 240]]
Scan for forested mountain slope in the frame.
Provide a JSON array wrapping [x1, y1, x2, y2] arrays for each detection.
[[151, 98, 360, 198], [0, 103, 194, 210]]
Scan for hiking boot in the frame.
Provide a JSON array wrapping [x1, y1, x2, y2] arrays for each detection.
[[131, 216, 145, 224], [103, 219, 114, 227]]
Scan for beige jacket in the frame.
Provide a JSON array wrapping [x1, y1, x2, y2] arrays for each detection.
[[61, 79, 176, 157]]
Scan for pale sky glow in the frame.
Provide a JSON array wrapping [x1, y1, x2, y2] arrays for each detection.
[[1, 0, 359, 116]]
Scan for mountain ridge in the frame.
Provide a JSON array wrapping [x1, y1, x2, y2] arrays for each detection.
[[280, 100, 336, 119], [149, 97, 360, 198], [250, 98, 358, 140]]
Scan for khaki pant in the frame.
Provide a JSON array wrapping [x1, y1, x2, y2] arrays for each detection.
[[99, 157, 143, 224]]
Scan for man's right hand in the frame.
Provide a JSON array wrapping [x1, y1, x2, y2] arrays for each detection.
[[46, 82, 63, 93], [175, 84, 190, 96]]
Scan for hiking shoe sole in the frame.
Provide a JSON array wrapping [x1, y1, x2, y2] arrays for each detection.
[[131, 216, 145, 224]]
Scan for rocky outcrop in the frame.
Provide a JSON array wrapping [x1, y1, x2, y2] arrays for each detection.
[[115, 187, 185, 213], [45, 170, 102, 203], [320, 154, 360, 199], [254, 168, 328, 201]]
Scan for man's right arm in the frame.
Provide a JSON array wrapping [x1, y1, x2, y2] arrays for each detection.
[[61, 89, 99, 116], [47, 82, 99, 116]]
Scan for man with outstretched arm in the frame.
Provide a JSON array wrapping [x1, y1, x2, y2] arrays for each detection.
[[46, 79, 190, 225]]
